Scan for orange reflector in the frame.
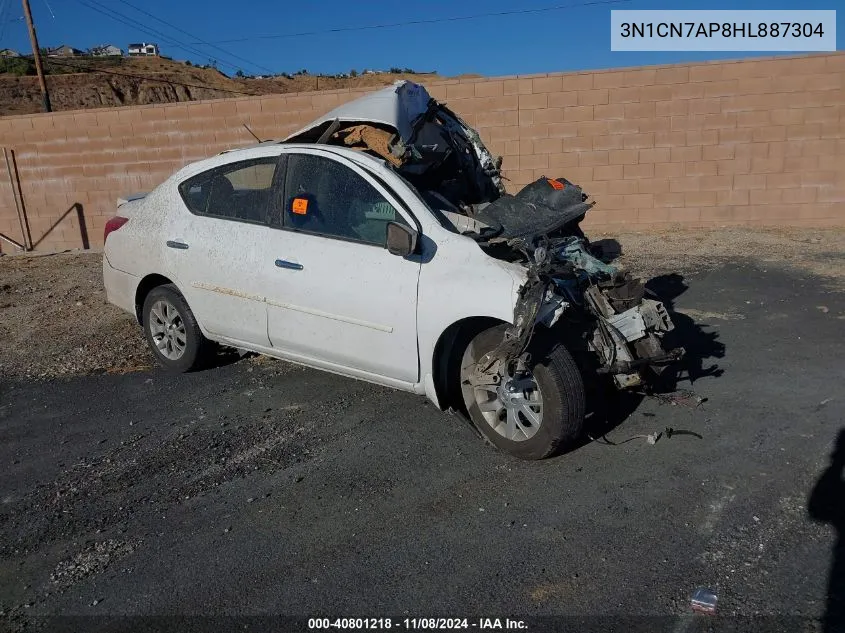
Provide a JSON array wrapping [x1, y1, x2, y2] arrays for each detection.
[[292, 198, 309, 215], [547, 178, 564, 190]]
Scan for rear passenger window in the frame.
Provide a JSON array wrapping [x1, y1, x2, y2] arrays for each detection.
[[283, 154, 407, 246], [178, 158, 278, 224]]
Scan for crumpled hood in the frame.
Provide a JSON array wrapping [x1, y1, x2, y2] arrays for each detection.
[[284, 81, 433, 145], [283, 80, 505, 206]]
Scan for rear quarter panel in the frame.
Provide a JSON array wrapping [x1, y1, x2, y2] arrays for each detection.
[[103, 185, 173, 305]]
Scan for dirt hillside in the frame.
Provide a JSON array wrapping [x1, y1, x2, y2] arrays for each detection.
[[0, 56, 446, 116]]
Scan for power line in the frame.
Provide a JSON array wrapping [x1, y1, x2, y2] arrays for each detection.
[[44, 57, 260, 96], [113, 0, 275, 76], [75, 0, 243, 73], [71, 0, 247, 75], [197, 0, 631, 45], [41, 0, 55, 20]]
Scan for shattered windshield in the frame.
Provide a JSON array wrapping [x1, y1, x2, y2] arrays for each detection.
[[390, 170, 457, 232]]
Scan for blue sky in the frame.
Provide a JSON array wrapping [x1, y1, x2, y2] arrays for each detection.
[[0, 0, 841, 77]]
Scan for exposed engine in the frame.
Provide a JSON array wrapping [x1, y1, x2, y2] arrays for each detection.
[[444, 176, 684, 390]]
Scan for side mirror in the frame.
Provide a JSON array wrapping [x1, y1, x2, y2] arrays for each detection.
[[386, 222, 418, 257]]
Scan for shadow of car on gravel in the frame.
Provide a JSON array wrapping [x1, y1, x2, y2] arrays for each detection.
[[591, 240, 726, 387], [646, 272, 726, 388], [195, 345, 257, 372], [808, 427, 845, 633], [574, 270, 726, 448]]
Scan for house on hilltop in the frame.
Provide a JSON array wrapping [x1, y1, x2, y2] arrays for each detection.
[[0, 48, 20, 57], [128, 43, 159, 57], [91, 44, 123, 57], [47, 45, 84, 57]]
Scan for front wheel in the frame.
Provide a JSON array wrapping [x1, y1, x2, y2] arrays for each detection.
[[142, 284, 212, 373], [459, 324, 585, 460]]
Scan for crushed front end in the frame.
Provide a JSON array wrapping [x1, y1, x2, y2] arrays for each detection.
[[526, 234, 683, 390], [465, 176, 685, 392]]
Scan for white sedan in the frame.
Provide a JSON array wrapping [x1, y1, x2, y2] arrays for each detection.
[[103, 82, 680, 459]]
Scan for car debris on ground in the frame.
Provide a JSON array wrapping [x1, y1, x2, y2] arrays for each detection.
[[691, 586, 719, 615]]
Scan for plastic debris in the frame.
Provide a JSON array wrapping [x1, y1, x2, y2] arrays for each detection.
[[589, 426, 702, 446], [691, 587, 718, 615], [651, 389, 705, 408]]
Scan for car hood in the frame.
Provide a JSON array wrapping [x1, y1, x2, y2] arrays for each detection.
[[284, 81, 431, 144]]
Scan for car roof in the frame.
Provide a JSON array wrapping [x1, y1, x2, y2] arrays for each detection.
[[170, 142, 390, 183], [281, 80, 431, 143]]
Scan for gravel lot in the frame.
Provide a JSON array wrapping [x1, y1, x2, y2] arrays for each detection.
[[1, 227, 844, 632], [1, 227, 844, 381], [0, 254, 148, 380]]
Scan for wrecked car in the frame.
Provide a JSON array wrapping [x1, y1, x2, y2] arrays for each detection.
[[102, 80, 682, 460]]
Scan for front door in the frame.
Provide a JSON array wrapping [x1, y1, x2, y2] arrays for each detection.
[[263, 151, 421, 383]]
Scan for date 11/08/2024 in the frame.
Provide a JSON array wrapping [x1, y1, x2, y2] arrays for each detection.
[[308, 618, 528, 630]]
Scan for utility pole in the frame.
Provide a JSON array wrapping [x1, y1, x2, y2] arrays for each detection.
[[21, 0, 51, 112]]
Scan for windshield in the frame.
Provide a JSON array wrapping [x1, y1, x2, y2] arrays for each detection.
[[389, 169, 459, 233]]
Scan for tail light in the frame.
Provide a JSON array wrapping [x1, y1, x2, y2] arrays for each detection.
[[104, 216, 129, 243]]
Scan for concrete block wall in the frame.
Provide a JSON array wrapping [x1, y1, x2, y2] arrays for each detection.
[[0, 52, 843, 252]]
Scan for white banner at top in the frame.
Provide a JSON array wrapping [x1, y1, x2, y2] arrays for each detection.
[[611, 10, 837, 52]]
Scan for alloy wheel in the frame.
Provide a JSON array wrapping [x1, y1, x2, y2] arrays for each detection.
[[148, 299, 187, 360]]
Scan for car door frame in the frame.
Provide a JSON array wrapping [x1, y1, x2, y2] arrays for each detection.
[[268, 147, 423, 236], [258, 146, 425, 383]]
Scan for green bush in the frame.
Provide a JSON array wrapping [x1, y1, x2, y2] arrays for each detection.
[[0, 57, 35, 76]]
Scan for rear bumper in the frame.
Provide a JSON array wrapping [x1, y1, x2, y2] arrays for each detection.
[[103, 256, 139, 320]]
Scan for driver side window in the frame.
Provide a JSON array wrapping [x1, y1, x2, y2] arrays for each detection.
[[282, 154, 408, 246]]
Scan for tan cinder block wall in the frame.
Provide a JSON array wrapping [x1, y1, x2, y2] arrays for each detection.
[[0, 52, 843, 253]]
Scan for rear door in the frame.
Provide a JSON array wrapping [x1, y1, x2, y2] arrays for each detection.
[[163, 155, 282, 347], [263, 150, 421, 383]]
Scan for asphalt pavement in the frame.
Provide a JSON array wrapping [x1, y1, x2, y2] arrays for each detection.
[[1, 258, 844, 633]]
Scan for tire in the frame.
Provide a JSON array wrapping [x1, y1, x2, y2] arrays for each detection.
[[458, 324, 585, 460], [141, 284, 212, 373]]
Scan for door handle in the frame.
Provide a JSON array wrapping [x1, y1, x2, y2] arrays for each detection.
[[166, 240, 189, 250], [275, 259, 303, 270]]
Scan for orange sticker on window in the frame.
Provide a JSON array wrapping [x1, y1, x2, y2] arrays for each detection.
[[292, 198, 309, 215], [547, 178, 564, 190]]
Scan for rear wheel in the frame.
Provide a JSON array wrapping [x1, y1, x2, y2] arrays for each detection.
[[459, 324, 585, 460], [142, 284, 211, 372]]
